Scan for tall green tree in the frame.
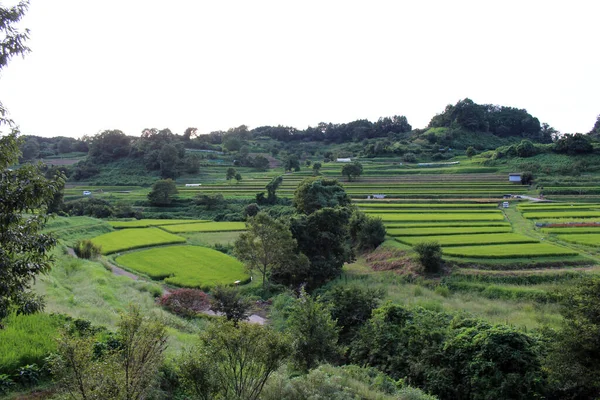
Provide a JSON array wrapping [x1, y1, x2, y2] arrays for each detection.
[[1, 0, 64, 326], [180, 321, 290, 400], [341, 161, 363, 181], [287, 289, 340, 372], [234, 212, 308, 291], [147, 178, 178, 206], [293, 177, 351, 215]]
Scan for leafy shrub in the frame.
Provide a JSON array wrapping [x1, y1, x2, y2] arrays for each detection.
[[73, 239, 102, 259], [413, 241, 442, 273], [15, 364, 41, 387], [159, 289, 210, 318], [0, 374, 15, 395], [210, 286, 252, 325], [403, 152, 417, 163]]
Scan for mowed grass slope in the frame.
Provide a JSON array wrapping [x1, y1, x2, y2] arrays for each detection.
[[115, 245, 249, 289], [557, 234, 600, 247], [92, 228, 186, 254], [160, 221, 246, 233]]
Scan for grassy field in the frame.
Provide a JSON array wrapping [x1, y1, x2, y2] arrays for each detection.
[[160, 221, 246, 233], [384, 221, 511, 228], [108, 219, 209, 228], [523, 211, 600, 219], [542, 227, 600, 234], [443, 243, 579, 258], [387, 226, 512, 236], [115, 245, 249, 289], [181, 231, 243, 247], [92, 228, 186, 254]]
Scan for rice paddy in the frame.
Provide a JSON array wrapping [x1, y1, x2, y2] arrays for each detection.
[[160, 221, 246, 233], [92, 228, 186, 254], [115, 245, 249, 289]]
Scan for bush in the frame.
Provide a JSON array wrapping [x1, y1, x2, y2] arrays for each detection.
[[521, 171, 534, 185], [403, 152, 417, 163], [0, 374, 15, 395], [158, 289, 210, 318], [210, 286, 252, 325], [73, 239, 102, 259], [413, 241, 442, 273]]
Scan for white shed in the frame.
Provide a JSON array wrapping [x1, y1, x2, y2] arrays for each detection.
[[336, 158, 352, 163], [509, 173, 521, 183]]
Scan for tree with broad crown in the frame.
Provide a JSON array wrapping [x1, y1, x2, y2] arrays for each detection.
[[293, 177, 351, 215], [341, 161, 363, 181], [226, 167, 236, 181], [147, 179, 178, 206], [234, 212, 308, 291]]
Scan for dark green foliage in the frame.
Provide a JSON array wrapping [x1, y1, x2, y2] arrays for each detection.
[[521, 171, 534, 185], [63, 197, 114, 218], [428, 98, 546, 141], [88, 130, 131, 163], [263, 175, 283, 204], [234, 212, 308, 290], [194, 193, 225, 210], [0, 373, 14, 395], [183, 153, 200, 173], [0, 133, 64, 324], [516, 139, 536, 157], [321, 285, 385, 344], [290, 207, 354, 288], [209, 286, 252, 326], [351, 304, 546, 399], [312, 161, 322, 175], [293, 177, 351, 215], [73, 240, 101, 259], [158, 143, 179, 178], [414, 241, 443, 273], [179, 321, 290, 400], [546, 277, 600, 398], [226, 167, 236, 181], [554, 133, 594, 155], [466, 146, 476, 158], [589, 115, 600, 136], [147, 178, 178, 206], [341, 161, 363, 181], [244, 203, 260, 217], [349, 210, 386, 251], [284, 154, 301, 172], [403, 152, 417, 162], [287, 289, 339, 372]]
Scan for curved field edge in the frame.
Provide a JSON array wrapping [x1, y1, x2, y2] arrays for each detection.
[[91, 228, 186, 254], [115, 245, 250, 290]]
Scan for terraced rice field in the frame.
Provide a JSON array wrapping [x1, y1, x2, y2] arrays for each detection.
[[523, 211, 600, 219], [395, 233, 537, 247], [92, 228, 186, 254], [115, 245, 249, 289], [387, 226, 512, 236], [556, 234, 600, 247], [109, 219, 209, 228], [160, 222, 246, 233], [443, 243, 579, 258], [367, 212, 505, 222]]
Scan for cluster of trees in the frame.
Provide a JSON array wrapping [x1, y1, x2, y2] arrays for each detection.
[[429, 98, 554, 142], [19, 135, 88, 161], [235, 177, 385, 292]]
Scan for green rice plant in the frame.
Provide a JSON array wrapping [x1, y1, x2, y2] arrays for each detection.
[[109, 219, 209, 228], [360, 209, 502, 214], [522, 211, 600, 219], [0, 313, 64, 375], [387, 226, 512, 237], [355, 203, 498, 209], [542, 227, 600, 234], [384, 221, 511, 228], [115, 245, 250, 290], [442, 243, 579, 258], [557, 234, 600, 247], [160, 222, 246, 233], [91, 228, 186, 254], [396, 233, 537, 247], [366, 212, 505, 222]]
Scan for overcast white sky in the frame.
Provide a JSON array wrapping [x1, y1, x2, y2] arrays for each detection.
[[1, 0, 599, 138]]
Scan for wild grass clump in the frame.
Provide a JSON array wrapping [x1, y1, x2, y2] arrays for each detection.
[[73, 239, 102, 259]]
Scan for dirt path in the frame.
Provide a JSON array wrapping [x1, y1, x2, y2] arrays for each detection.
[[67, 248, 265, 324]]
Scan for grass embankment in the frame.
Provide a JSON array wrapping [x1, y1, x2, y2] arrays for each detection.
[[108, 219, 209, 228], [442, 243, 579, 258], [367, 212, 505, 222], [396, 233, 537, 247], [115, 245, 250, 289], [92, 228, 186, 254], [160, 221, 246, 233], [387, 226, 512, 236]]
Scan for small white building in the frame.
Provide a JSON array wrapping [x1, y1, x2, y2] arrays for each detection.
[[185, 183, 202, 187], [509, 173, 521, 183], [336, 158, 352, 163]]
